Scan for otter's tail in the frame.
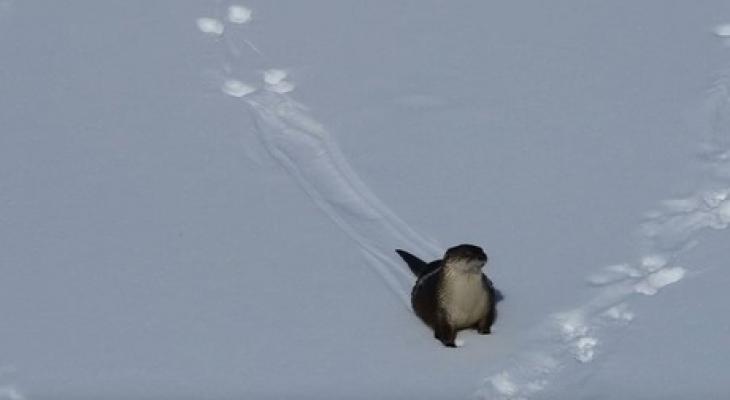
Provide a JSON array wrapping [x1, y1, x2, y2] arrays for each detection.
[[396, 249, 439, 278]]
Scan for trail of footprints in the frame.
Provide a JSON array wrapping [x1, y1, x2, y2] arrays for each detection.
[[482, 156, 730, 400], [196, 6, 295, 95], [482, 47, 730, 400]]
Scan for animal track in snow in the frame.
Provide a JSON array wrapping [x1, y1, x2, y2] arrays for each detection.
[[490, 373, 519, 398], [480, 39, 730, 400], [586, 263, 642, 286], [196, 17, 224, 36], [491, 372, 548, 399], [587, 254, 686, 296], [479, 348, 557, 400], [263, 69, 296, 93], [221, 79, 256, 97], [263, 69, 287, 85], [556, 312, 599, 363], [640, 189, 730, 251], [267, 80, 295, 94], [482, 213, 698, 398], [573, 337, 598, 363], [634, 266, 686, 296], [228, 5, 252, 24], [603, 303, 635, 323], [242, 91, 441, 303], [196, 5, 441, 306], [639, 254, 668, 272]]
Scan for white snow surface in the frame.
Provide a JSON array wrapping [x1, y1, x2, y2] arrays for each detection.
[[227, 5, 252, 24], [2, 1, 730, 399], [196, 17, 224, 36], [221, 79, 256, 98]]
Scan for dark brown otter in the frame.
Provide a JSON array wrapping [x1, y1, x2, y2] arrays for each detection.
[[396, 244, 499, 347]]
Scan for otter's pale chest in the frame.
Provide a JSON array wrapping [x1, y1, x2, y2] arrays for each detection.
[[440, 269, 489, 329]]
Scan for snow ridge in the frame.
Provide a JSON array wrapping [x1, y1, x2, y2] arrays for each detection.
[[195, 6, 441, 306], [477, 36, 730, 399]]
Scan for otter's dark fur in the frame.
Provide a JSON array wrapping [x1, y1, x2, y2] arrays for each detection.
[[396, 244, 499, 347]]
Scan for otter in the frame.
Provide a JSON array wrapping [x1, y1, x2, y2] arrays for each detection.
[[396, 244, 499, 347]]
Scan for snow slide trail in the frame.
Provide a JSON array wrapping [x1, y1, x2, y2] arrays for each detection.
[[477, 30, 730, 400], [195, 5, 441, 306]]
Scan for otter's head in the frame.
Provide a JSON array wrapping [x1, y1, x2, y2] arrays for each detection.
[[443, 244, 488, 273]]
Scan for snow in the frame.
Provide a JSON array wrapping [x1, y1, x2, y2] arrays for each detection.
[[640, 254, 668, 272], [262, 69, 295, 93], [2, 1, 730, 399], [0, 387, 22, 400], [587, 263, 642, 285], [263, 69, 287, 85], [196, 17, 224, 36], [227, 6, 252, 25], [491, 373, 519, 397], [634, 267, 686, 295], [714, 24, 730, 38], [603, 303, 635, 323], [221, 79, 256, 98], [574, 337, 598, 363], [266, 80, 295, 94]]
